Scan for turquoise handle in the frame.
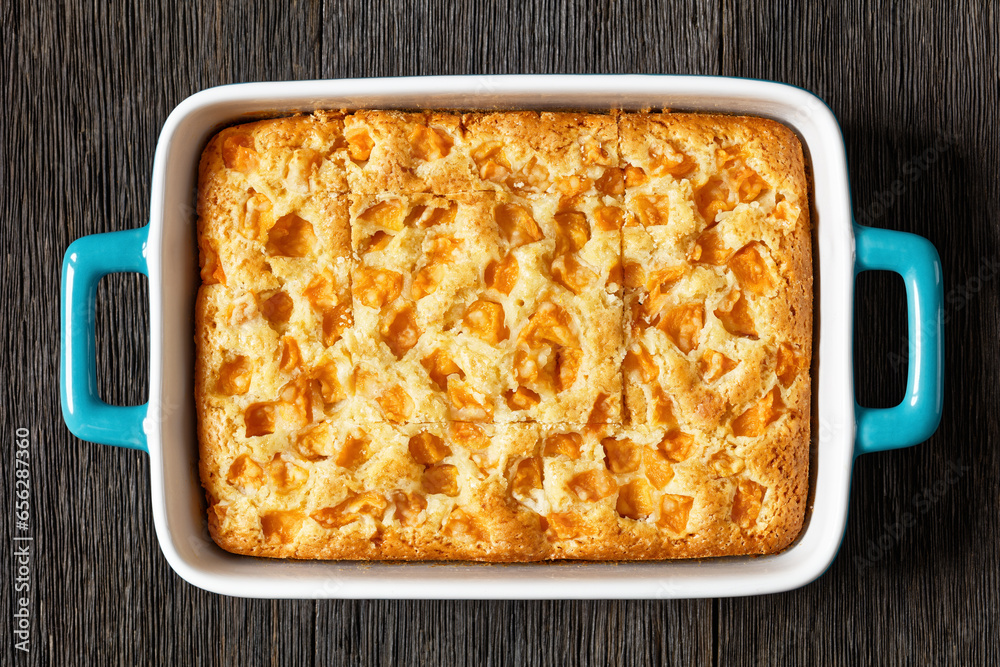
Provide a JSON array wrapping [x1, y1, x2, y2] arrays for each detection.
[[60, 226, 150, 451], [853, 224, 944, 456]]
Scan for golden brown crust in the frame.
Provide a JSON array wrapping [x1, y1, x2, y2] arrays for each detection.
[[195, 111, 811, 561]]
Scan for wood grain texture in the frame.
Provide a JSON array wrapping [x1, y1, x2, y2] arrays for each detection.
[[2, 0, 996, 664]]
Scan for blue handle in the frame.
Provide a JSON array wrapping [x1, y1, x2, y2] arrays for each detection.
[[853, 224, 944, 456], [60, 226, 150, 451]]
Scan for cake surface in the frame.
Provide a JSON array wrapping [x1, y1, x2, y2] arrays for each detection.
[[195, 109, 812, 561]]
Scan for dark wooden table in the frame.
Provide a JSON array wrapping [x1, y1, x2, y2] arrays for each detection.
[[3, 1, 997, 664]]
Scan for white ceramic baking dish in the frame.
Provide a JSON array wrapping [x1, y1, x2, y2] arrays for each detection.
[[60, 75, 943, 599]]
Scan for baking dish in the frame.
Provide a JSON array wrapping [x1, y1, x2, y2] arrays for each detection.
[[60, 75, 943, 599]]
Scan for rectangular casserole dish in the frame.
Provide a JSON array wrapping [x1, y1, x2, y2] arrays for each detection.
[[60, 75, 944, 599]]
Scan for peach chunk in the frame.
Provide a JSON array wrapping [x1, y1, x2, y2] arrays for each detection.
[[447, 379, 494, 421], [595, 168, 625, 196], [242, 192, 273, 241], [714, 290, 757, 338], [463, 298, 509, 345], [728, 242, 773, 294], [217, 355, 252, 395], [776, 343, 806, 387], [551, 253, 597, 295], [336, 436, 370, 469], [259, 290, 293, 327], [732, 387, 785, 437], [279, 378, 313, 427], [649, 387, 678, 428], [284, 148, 322, 193], [316, 301, 350, 347], [408, 125, 453, 161], [443, 508, 485, 541], [391, 491, 427, 526], [405, 201, 458, 228], [732, 165, 768, 203], [520, 303, 577, 348], [359, 230, 393, 255], [602, 437, 641, 474], [380, 302, 420, 359], [354, 267, 403, 309], [657, 303, 705, 354], [504, 385, 540, 411], [358, 199, 406, 231], [266, 214, 316, 258], [648, 144, 695, 178], [279, 337, 301, 373], [657, 494, 694, 533], [689, 227, 733, 265], [623, 345, 659, 383], [198, 239, 225, 285], [624, 165, 649, 188], [495, 203, 543, 248], [582, 136, 614, 166], [449, 421, 489, 450], [593, 204, 624, 231], [221, 133, 258, 173], [311, 359, 345, 405], [408, 432, 452, 466], [421, 349, 464, 391], [508, 156, 551, 192], [295, 423, 334, 461], [623, 261, 648, 291], [643, 266, 686, 314], [698, 349, 737, 383], [543, 432, 582, 459], [472, 141, 511, 182], [411, 235, 462, 299], [311, 492, 388, 529], [423, 464, 459, 496], [588, 393, 615, 424], [555, 346, 582, 392], [268, 453, 309, 493], [731, 479, 766, 529], [569, 469, 618, 501], [485, 252, 519, 295], [694, 177, 735, 224], [616, 479, 656, 520], [226, 454, 264, 490], [261, 510, 304, 544], [244, 403, 275, 437], [377, 385, 413, 422], [554, 174, 591, 197], [607, 258, 623, 288], [552, 211, 591, 255], [708, 451, 746, 477], [303, 271, 344, 309], [511, 456, 544, 497], [345, 126, 374, 162], [545, 512, 587, 540], [658, 430, 695, 463], [631, 195, 670, 227], [642, 448, 674, 489]]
